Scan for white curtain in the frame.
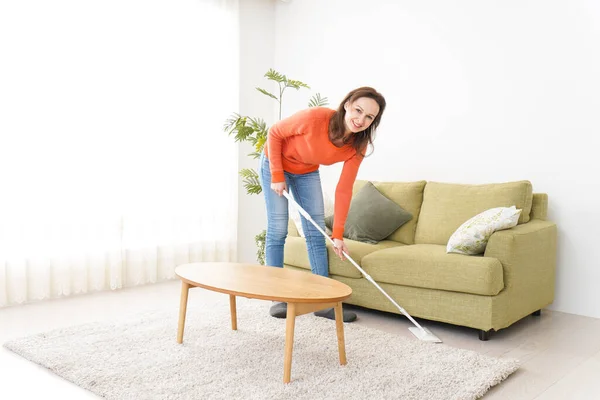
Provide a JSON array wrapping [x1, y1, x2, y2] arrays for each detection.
[[0, 0, 239, 307]]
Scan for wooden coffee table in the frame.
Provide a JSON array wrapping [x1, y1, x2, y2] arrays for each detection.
[[175, 262, 353, 383]]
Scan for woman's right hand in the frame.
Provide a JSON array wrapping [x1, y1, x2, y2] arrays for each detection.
[[271, 181, 287, 197]]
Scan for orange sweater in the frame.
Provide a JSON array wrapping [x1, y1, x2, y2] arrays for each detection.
[[265, 107, 364, 240]]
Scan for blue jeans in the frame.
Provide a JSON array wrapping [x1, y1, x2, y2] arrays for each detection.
[[258, 152, 329, 277]]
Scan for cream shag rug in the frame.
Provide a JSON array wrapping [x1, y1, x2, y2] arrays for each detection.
[[4, 298, 518, 399]]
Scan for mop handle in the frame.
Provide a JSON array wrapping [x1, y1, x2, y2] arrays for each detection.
[[282, 190, 427, 333]]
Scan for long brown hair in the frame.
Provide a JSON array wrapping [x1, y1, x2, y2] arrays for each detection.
[[328, 86, 386, 157]]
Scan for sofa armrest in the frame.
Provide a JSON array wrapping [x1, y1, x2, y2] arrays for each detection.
[[484, 219, 557, 291]]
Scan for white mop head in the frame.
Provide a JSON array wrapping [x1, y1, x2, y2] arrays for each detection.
[[408, 327, 443, 343]]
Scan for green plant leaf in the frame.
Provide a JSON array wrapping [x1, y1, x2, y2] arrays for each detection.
[[285, 79, 310, 90], [239, 168, 262, 195], [308, 93, 329, 107], [254, 135, 267, 154], [264, 68, 286, 83], [248, 118, 267, 138], [254, 229, 266, 265], [223, 113, 242, 133], [248, 151, 262, 159], [236, 126, 254, 143], [256, 87, 278, 101], [247, 118, 268, 151], [223, 114, 258, 143]]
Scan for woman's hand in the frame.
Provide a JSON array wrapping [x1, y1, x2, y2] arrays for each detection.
[[270, 182, 287, 196], [333, 238, 348, 260]]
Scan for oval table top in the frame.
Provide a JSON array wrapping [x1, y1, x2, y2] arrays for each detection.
[[175, 262, 352, 303]]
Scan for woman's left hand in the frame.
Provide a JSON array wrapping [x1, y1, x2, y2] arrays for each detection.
[[333, 238, 348, 261]]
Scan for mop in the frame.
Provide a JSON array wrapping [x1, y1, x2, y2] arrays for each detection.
[[283, 190, 442, 343]]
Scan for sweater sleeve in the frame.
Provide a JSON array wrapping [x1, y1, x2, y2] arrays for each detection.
[[267, 110, 306, 183], [332, 152, 364, 240]]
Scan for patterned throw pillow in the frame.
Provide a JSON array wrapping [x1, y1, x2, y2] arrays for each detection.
[[446, 206, 522, 255]]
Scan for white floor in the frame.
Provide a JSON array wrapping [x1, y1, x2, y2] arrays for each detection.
[[1, 280, 599, 399]]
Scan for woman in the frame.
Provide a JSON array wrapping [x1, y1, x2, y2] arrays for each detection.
[[259, 86, 386, 322]]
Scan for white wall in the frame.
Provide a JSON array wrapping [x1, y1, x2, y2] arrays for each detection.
[[237, 0, 276, 264], [267, 0, 600, 318]]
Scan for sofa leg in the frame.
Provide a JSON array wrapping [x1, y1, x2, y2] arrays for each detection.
[[479, 330, 491, 341], [532, 309, 541, 316]]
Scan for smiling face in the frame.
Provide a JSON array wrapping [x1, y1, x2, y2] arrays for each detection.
[[343, 97, 380, 135]]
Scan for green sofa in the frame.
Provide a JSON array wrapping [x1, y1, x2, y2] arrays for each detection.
[[283, 180, 557, 340]]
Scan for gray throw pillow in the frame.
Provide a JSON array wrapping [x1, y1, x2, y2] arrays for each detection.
[[325, 181, 412, 244]]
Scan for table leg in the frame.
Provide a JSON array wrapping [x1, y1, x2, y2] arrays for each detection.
[[177, 281, 190, 344], [283, 302, 296, 383], [229, 294, 237, 330], [334, 302, 347, 365]]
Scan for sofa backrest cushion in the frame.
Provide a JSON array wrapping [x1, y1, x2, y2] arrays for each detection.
[[414, 180, 533, 245], [530, 193, 548, 220], [353, 180, 427, 244]]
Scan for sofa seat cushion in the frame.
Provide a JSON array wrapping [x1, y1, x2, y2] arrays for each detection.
[[361, 244, 504, 295], [284, 236, 403, 278]]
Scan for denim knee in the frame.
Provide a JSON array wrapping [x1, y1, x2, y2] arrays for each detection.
[[267, 212, 288, 236]]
